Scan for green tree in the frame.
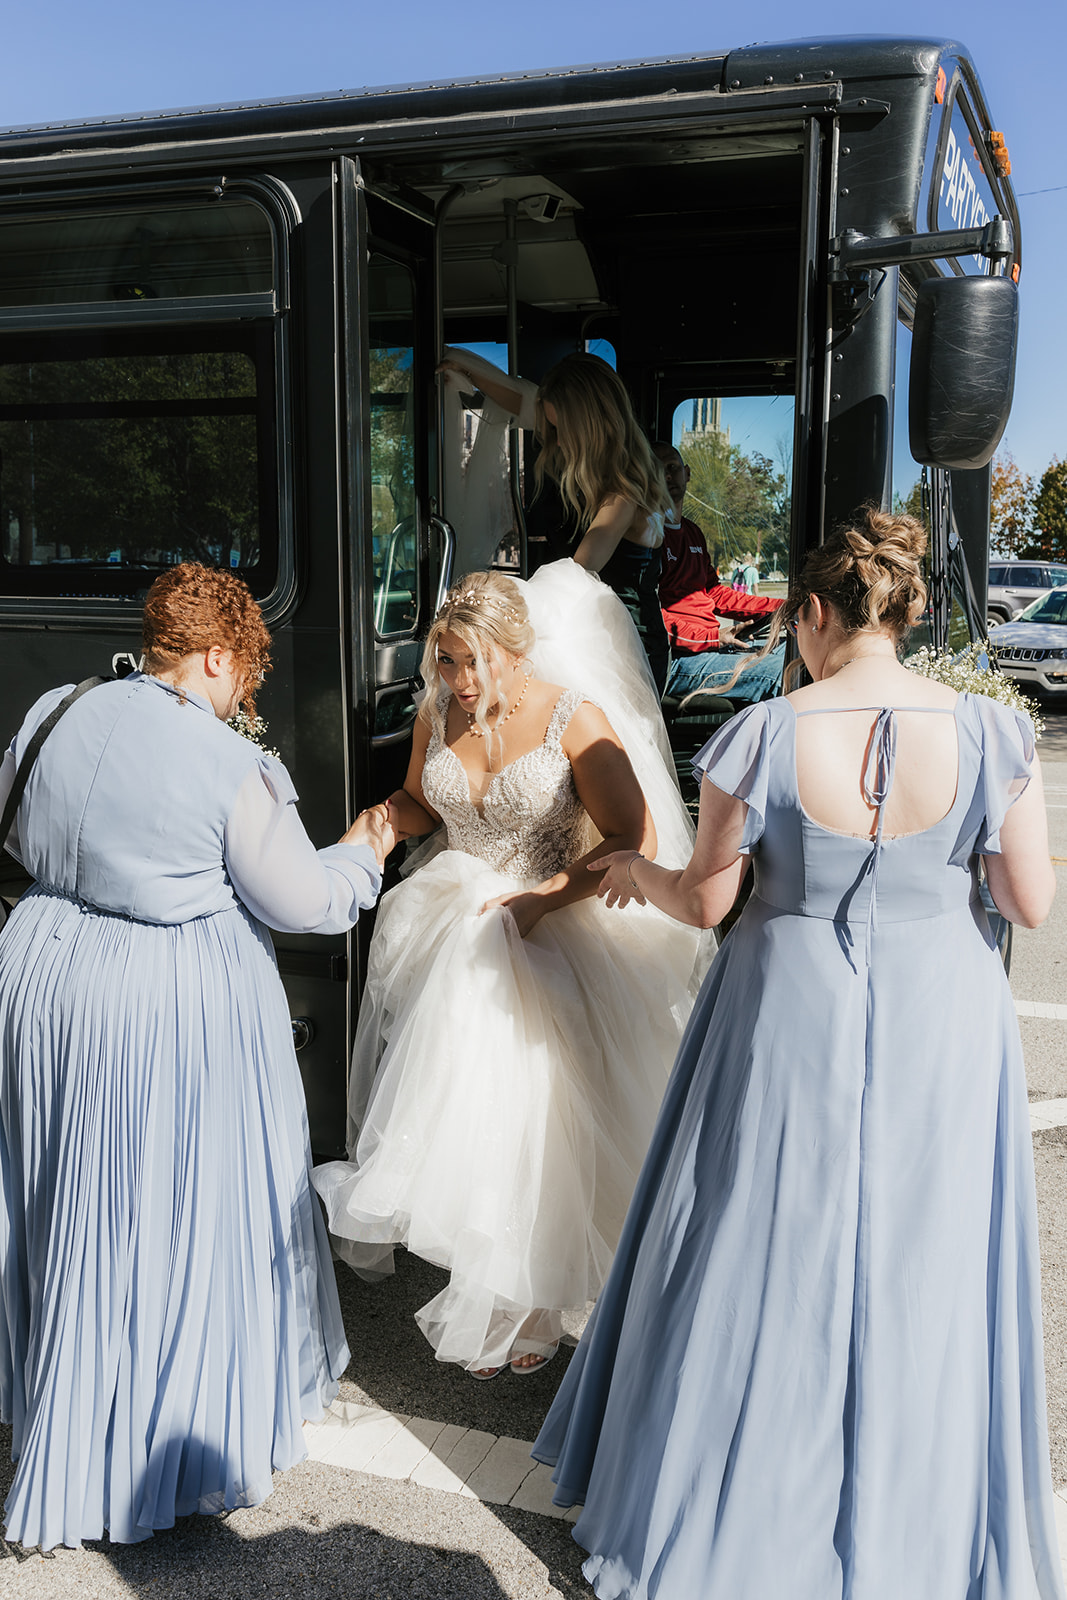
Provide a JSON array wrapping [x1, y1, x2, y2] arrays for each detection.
[[681, 434, 789, 577], [895, 476, 930, 534], [0, 349, 259, 567], [990, 453, 1036, 557], [1031, 458, 1067, 562]]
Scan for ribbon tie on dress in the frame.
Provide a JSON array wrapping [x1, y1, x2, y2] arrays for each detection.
[[860, 708, 898, 964]]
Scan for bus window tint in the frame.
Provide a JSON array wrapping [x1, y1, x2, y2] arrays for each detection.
[[0, 327, 274, 594], [671, 395, 793, 585], [0, 200, 273, 307], [369, 255, 418, 637]]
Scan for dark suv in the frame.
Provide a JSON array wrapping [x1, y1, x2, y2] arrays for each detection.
[[987, 561, 1067, 626]]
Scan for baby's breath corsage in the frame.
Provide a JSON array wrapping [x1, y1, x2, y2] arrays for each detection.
[[228, 709, 281, 759], [904, 642, 1045, 739]]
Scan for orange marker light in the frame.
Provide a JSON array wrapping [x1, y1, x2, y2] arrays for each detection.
[[935, 67, 946, 104], [988, 131, 1012, 177]]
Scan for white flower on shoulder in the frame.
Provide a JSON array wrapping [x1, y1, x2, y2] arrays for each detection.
[[228, 709, 281, 759]]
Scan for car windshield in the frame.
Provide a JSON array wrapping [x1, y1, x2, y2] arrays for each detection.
[[1016, 587, 1067, 624]]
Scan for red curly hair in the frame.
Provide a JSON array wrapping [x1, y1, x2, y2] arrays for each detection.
[[142, 564, 271, 717]]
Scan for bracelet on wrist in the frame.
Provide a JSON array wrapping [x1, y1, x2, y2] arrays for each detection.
[[626, 852, 644, 890]]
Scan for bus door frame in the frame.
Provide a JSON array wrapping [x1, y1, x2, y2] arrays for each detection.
[[338, 157, 451, 1076]]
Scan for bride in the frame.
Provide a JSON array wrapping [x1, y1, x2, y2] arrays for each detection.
[[313, 560, 707, 1376]]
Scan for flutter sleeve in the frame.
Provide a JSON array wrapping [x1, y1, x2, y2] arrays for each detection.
[[690, 701, 773, 853], [224, 757, 382, 934], [962, 696, 1036, 860]]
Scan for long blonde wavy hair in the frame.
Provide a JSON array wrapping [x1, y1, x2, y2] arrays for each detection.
[[534, 353, 670, 530], [421, 571, 536, 759]]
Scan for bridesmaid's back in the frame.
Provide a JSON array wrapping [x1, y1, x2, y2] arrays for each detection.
[[14, 673, 259, 924]]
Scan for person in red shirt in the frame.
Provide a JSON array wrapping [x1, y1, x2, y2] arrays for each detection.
[[654, 443, 782, 654], [653, 442, 785, 702]]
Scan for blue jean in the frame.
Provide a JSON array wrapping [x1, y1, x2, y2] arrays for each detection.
[[666, 643, 785, 704]]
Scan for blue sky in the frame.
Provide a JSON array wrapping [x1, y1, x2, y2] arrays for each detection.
[[2, 0, 1063, 484]]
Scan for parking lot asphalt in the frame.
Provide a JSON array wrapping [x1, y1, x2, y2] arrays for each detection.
[[1020, 699, 1067, 1499], [3, 695, 1067, 1598]]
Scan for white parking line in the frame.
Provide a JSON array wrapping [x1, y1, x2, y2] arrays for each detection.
[[1053, 1488, 1067, 1586], [1031, 1099, 1067, 1132], [1017, 1000, 1067, 1020]]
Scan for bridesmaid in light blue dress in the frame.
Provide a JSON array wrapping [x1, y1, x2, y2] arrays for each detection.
[[0, 564, 390, 1551], [534, 511, 1063, 1599]]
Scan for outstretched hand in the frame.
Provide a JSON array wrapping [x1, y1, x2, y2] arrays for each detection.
[[342, 804, 399, 866], [589, 851, 647, 909]]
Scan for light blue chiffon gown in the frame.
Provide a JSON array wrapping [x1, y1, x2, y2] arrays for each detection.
[[534, 692, 1065, 1600], [0, 674, 380, 1550]]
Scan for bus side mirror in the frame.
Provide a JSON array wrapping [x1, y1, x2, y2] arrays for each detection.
[[909, 275, 1018, 470]]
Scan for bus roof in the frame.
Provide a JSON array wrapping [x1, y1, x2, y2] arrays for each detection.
[[0, 35, 969, 155]]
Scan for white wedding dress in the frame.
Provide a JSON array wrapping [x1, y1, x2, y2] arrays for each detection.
[[313, 560, 710, 1369]]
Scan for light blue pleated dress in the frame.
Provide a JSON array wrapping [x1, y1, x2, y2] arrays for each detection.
[[534, 693, 1065, 1600], [0, 674, 380, 1550]]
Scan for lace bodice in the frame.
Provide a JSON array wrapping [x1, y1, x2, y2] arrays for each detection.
[[421, 688, 594, 881]]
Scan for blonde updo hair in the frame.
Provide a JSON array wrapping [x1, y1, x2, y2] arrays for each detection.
[[534, 353, 670, 530], [721, 507, 928, 696], [421, 571, 535, 755], [766, 506, 928, 659]]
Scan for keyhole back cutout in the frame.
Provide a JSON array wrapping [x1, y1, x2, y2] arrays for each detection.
[[792, 704, 960, 841]]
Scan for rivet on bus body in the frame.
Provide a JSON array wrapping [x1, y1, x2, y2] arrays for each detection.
[[764, 76, 774, 84], [730, 79, 741, 88], [831, 393, 841, 403], [840, 188, 850, 196], [795, 74, 804, 82]]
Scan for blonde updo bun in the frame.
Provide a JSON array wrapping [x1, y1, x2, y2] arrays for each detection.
[[420, 571, 535, 753], [783, 507, 928, 642]]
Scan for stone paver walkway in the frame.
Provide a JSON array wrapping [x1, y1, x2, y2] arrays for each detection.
[[304, 1401, 578, 1523]]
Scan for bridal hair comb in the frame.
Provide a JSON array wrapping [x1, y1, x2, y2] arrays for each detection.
[[439, 589, 520, 624]]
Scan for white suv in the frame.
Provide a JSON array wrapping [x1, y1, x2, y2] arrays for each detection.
[[989, 587, 1067, 696], [987, 561, 1067, 626]]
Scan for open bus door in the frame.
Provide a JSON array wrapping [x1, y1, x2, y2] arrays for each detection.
[[303, 168, 454, 1156]]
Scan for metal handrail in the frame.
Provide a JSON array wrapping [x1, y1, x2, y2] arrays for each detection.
[[431, 514, 456, 613]]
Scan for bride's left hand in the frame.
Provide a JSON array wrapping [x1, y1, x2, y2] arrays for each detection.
[[480, 891, 544, 938]]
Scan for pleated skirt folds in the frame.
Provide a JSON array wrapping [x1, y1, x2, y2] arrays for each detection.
[[0, 886, 348, 1550]]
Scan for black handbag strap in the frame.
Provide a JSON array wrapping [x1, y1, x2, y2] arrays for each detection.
[[0, 676, 112, 852]]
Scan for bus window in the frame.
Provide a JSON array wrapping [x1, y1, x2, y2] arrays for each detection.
[[0, 189, 286, 608], [369, 254, 419, 637], [586, 338, 616, 368], [671, 394, 793, 588], [0, 324, 275, 598]]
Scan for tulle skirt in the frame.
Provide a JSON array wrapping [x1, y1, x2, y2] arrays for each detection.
[[314, 849, 703, 1370], [0, 886, 348, 1550]]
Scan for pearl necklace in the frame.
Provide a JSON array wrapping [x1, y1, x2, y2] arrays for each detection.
[[465, 672, 529, 736]]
